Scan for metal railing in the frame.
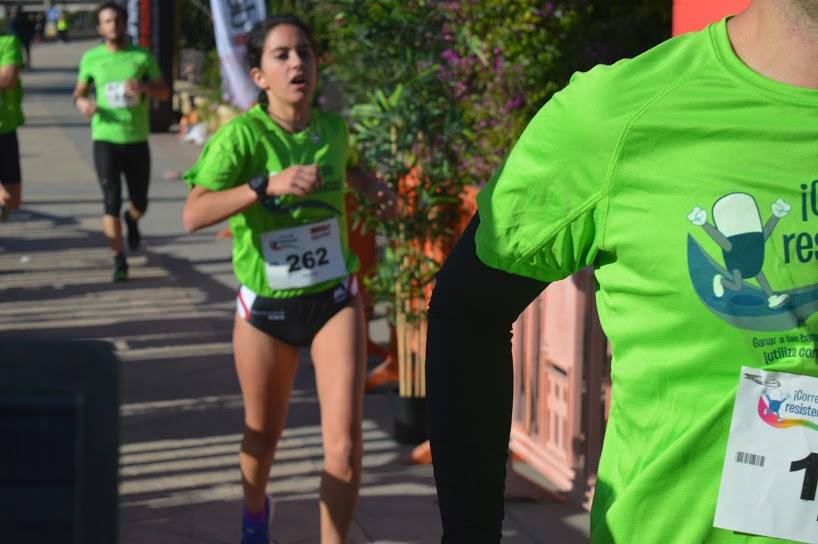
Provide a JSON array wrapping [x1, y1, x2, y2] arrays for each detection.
[[508, 269, 611, 509]]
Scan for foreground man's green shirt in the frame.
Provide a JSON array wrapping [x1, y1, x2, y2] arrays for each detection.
[[477, 18, 818, 543], [0, 34, 24, 134], [184, 105, 359, 298], [77, 44, 161, 143]]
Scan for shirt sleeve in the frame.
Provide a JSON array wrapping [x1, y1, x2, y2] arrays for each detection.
[[0, 36, 23, 68], [474, 65, 624, 283], [77, 52, 91, 84], [145, 52, 161, 81], [333, 114, 357, 169], [183, 119, 257, 192]]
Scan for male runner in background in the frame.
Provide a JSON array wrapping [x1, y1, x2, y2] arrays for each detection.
[[73, 2, 169, 281]]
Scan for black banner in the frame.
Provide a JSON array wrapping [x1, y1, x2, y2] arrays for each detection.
[[124, 0, 176, 132]]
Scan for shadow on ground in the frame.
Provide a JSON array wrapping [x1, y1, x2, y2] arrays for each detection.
[[0, 208, 463, 544]]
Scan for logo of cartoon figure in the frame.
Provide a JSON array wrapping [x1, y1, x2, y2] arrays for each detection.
[[746, 373, 790, 426], [687, 193, 791, 310], [762, 387, 790, 422], [746, 373, 818, 431]]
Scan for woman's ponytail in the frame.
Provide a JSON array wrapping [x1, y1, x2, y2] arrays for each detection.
[[257, 89, 269, 106]]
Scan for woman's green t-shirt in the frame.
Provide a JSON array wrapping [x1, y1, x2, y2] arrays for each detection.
[[184, 105, 359, 298]]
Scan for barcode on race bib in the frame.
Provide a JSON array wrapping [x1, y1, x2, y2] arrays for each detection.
[[735, 451, 765, 467]]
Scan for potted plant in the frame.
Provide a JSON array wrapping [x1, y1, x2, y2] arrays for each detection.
[[313, 0, 674, 447], [317, 0, 472, 444]]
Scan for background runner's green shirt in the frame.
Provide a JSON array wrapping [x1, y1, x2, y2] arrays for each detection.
[[184, 105, 359, 298], [77, 44, 161, 143], [476, 18, 818, 544], [0, 34, 24, 134]]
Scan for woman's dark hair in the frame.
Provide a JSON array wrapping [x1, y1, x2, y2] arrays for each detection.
[[245, 15, 316, 106], [96, 1, 127, 24]]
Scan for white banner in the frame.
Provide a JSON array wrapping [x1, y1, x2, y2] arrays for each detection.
[[210, 0, 266, 111]]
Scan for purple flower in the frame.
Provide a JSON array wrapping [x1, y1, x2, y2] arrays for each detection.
[[441, 48, 459, 65], [505, 95, 524, 110]]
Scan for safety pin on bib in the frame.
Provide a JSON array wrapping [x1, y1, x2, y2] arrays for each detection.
[[744, 373, 781, 388]]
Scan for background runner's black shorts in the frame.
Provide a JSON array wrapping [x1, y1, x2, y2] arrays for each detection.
[[236, 276, 359, 347], [0, 131, 22, 185], [93, 140, 151, 216]]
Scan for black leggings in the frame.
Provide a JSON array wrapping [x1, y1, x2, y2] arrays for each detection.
[[426, 214, 547, 542], [93, 141, 150, 216], [0, 131, 21, 185]]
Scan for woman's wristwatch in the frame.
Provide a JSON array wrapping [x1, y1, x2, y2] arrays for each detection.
[[248, 175, 269, 201]]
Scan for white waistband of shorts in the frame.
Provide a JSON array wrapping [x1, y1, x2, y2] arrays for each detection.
[[236, 275, 357, 317]]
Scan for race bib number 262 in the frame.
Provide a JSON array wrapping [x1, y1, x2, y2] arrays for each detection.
[[715, 367, 818, 543], [260, 218, 346, 290]]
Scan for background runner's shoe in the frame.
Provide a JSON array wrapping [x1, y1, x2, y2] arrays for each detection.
[[123, 210, 141, 250], [113, 254, 128, 282], [0, 206, 9, 222]]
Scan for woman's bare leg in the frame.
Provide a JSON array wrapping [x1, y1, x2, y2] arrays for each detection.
[[234, 315, 300, 513], [310, 296, 367, 543]]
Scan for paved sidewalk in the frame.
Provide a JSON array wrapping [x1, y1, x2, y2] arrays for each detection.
[[0, 39, 590, 543]]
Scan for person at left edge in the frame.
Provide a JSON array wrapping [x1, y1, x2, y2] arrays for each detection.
[[0, 31, 24, 221], [72, 2, 169, 282]]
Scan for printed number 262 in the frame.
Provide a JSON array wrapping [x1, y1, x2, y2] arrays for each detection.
[[286, 248, 329, 272]]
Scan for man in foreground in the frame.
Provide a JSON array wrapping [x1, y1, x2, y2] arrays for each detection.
[[427, 1, 818, 542]]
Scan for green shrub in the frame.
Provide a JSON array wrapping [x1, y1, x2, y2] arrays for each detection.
[[318, 0, 472, 318], [315, 1, 670, 319], [442, 0, 671, 184]]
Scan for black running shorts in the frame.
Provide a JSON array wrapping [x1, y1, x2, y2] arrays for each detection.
[[236, 276, 359, 347], [0, 131, 21, 185], [93, 140, 150, 216]]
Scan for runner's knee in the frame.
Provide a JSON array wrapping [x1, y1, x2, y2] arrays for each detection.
[[129, 189, 148, 215], [241, 426, 281, 459], [322, 435, 361, 479]]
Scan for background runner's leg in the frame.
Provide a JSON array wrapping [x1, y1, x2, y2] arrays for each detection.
[[122, 142, 151, 220], [0, 183, 21, 210], [310, 297, 367, 544], [122, 142, 151, 250], [101, 215, 125, 254], [94, 141, 125, 255]]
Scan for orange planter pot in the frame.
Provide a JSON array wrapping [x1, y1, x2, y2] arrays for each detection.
[[355, 180, 479, 395], [345, 193, 396, 374]]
